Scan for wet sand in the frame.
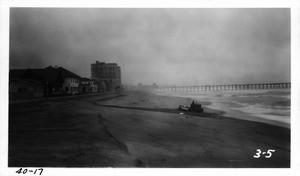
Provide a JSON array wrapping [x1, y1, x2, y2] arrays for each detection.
[[155, 90, 290, 128], [9, 91, 290, 167]]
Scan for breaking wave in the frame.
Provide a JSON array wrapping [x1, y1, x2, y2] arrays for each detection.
[[156, 89, 291, 127]]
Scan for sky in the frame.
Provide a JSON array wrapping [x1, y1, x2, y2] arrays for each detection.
[[9, 8, 290, 85]]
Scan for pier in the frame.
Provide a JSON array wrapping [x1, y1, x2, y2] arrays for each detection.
[[154, 83, 291, 92]]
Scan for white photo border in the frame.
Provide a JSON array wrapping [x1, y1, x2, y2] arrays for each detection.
[[1, 0, 299, 176]]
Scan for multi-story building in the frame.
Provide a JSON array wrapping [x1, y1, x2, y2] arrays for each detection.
[[91, 61, 121, 92]]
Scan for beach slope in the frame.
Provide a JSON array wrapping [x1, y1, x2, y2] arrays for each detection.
[[9, 91, 290, 167]]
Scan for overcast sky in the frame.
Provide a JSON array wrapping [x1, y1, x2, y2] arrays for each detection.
[[9, 8, 290, 85]]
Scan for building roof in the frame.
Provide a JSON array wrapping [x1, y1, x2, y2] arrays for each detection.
[[10, 66, 81, 84], [56, 67, 81, 78], [80, 77, 91, 81], [10, 69, 42, 80], [93, 61, 119, 66]]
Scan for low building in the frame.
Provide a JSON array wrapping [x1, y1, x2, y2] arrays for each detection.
[[43, 66, 80, 95], [79, 78, 101, 94], [9, 78, 44, 100], [9, 69, 45, 100], [97, 80, 106, 93], [79, 78, 99, 94], [79, 78, 91, 94], [90, 79, 99, 93], [9, 66, 81, 99]]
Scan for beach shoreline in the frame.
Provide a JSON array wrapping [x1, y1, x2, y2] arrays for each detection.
[[153, 89, 290, 129], [8, 90, 290, 167]]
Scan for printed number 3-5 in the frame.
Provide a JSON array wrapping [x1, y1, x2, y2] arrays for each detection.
[[253, 149, 275, 158]]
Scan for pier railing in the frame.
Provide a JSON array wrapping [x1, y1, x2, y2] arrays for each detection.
[[154, 83, 291, 91]]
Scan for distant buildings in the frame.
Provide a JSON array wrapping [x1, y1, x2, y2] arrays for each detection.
[[136, 83, 158, 92], [9, 66, 81, 99], [9, 61, 122, 100], [91, 61, 121, 92], [79, 77, 102, 94]]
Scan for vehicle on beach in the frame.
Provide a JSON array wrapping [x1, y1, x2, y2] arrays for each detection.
[[178, 100, 204, 113]]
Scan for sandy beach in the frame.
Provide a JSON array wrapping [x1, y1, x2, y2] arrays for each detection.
[[9, 91, 290, 167]]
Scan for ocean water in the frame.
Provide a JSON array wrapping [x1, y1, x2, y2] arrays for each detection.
[[155, 89, 290, 128]]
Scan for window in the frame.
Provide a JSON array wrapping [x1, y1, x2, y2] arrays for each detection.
[[18, 86, 27, 92], [65, 87, 69, 92]]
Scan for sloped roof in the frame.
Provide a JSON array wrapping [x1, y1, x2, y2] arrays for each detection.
[[10, 66, 81, 84], [33, 67, 59, 83], [57, 67, 80, 78]]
